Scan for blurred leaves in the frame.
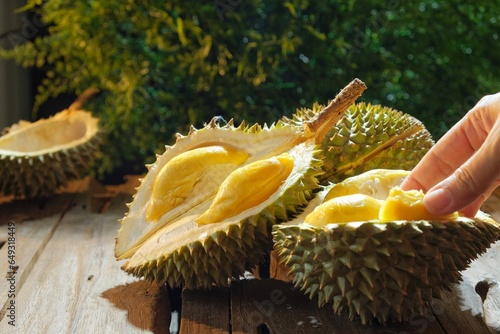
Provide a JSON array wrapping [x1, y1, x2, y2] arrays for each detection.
[[1, 0, 500, 179]]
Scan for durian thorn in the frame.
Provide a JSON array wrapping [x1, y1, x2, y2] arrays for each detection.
[[305, 78, 367, 142], [188, 125, 196, 135], [334, 123, 425, 176], [208, 117, 217, 128], [68, 87, 100, 111]]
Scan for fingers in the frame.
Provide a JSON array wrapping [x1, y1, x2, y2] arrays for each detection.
[[423, 117, 500, 216], [400, 114, 482, 193], [401, 93, 500, 216], [402, 93, 500, 194]]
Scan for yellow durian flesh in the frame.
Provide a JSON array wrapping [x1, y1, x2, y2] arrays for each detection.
[[306, 170, 459, 227], [196, 153, 294, 225], [146, 145, 249, 222], [379, 186, 459, 221], [323, 168, 409, 202], [304, 194, 382, 226]]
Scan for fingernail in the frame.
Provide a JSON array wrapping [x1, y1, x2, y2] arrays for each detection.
[[424, 188, 453, 214]]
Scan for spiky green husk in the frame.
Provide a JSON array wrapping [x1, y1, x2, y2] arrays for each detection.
[[122, 142, 324, 288], [273, 217, 500, 324], [126, 216, 273, 288], [0, 110, 101, 199], [0, 141, 100, 198], [288, 102, 434, 184]]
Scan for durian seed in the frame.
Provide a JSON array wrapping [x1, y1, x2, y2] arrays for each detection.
[[195, 153, 295, 225], [146, 145, 249, 222]]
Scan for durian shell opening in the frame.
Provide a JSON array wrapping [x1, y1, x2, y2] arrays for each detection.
[[0, 109, 99, 156], [115, 123, 308, 260]]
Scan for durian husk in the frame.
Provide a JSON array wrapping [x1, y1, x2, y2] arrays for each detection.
[[0, 108, 100, 199], [285, 102, 434, 184], [115, 120, 313, 260], [273, 216, 500, 324], [123, 141, 323, 288], [272, 172, 500, 325]]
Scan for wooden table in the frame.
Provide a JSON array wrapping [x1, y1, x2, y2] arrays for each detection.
[[0, 181, 499, 334]]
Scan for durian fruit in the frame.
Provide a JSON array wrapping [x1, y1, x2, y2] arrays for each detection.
[[0, 97, 100, 199], [272, 169, 500, 324], [116, 79, 367, 288], [285, 102, 434, 184]]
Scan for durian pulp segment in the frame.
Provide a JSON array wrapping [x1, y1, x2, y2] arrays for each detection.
[[304, 194, 382, 226], [196, 153, 295, 225], [306, 177, 459, 227], [323, 169, 409, 201], [146, 145, 249, 222], [379, 186, 459, 221]]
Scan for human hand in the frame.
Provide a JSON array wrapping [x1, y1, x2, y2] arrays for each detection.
[[401, 92, 500, 217]]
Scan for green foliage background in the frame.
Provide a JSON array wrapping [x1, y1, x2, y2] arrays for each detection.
[[2, 0, 500, 180]]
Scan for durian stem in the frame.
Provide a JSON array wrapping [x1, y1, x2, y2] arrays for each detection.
[[68, 87, 100, 111], [305, 78, 367, 142]]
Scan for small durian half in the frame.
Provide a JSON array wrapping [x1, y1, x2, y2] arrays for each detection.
[[0, 105, 100, 199]]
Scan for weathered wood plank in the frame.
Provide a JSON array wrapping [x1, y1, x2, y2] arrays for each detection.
[[457, 240, 500, 333], [180, 286, 230, 334], [0, 194, 169, 333], [0, 191, 78, 225], [454, 190, 500, 333], [430, 289, 495, 334], [101, 280, 171, 334], [0, 194, 75, 325], [230, 279, 447, 334]]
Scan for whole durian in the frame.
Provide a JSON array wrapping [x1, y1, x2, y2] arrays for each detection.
[[116, 79, 367, 288], [272, 169, 500, 325], [0, 91, 100, 199], [285, 102, 434, 184]]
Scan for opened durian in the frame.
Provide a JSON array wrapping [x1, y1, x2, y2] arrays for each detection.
[[286, 103, 434, 184], [116, 79, 367, 288], [0, 94, 100, 199], [272, 169, 500, 324]]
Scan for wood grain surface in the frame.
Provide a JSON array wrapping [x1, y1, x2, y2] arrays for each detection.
[[0, 181, 498, 334]]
